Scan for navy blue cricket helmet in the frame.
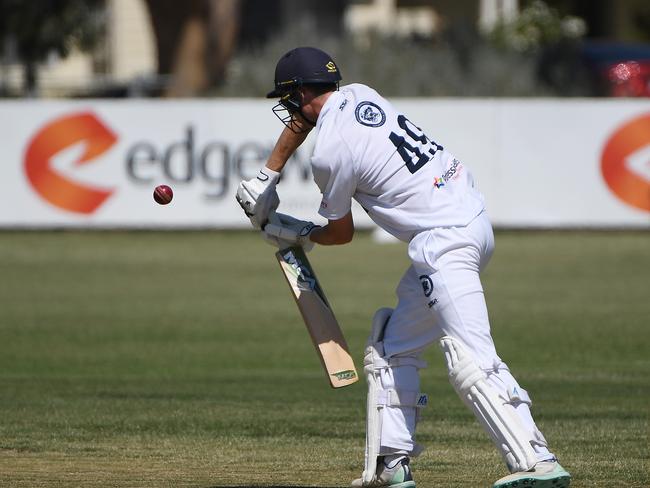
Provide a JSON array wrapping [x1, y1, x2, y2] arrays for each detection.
[[267, 46, 342, 99]]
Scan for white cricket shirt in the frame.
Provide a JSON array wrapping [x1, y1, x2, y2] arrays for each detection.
[[311, 83, 486, 242]]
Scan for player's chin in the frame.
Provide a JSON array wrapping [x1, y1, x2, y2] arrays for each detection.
[[290, 113, 313, 133]]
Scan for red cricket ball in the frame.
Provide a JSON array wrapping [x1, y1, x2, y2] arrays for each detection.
[[153, 185, 173, 205]]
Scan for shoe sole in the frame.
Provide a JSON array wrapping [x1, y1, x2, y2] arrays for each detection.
[[350, 478, 416, 488], [496, 474, 570, 488]]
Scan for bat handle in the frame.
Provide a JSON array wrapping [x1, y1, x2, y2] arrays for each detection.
[[264, 211, 281, 229]]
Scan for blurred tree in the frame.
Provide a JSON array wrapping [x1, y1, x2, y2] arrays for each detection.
[[144, 0, 241, 97], [0, 0, 103, 96], [488, 0, 586, 53], [486, 0, 591, 95], [544, 0, 650, 42], [237, 0, 346, 50]]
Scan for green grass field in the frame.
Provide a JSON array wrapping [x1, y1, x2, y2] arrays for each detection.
[[0, 230, 648, 487]]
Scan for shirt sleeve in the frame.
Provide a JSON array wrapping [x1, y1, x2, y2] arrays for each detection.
[[311, 130, 357, 220]]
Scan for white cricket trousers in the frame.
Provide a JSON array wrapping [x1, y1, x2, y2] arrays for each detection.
[[377, 211, 553, 461]]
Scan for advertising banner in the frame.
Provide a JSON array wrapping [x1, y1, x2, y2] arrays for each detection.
[[2, 99, 649, 228]]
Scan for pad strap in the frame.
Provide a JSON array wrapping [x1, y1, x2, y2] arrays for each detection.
[[377, 389, 428, 408], [367, 356, 427, 371]]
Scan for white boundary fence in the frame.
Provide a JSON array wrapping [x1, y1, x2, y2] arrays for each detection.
[[2, 99, 649, 229]]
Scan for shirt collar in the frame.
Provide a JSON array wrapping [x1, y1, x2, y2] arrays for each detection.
[[316, 90, 343, 130]]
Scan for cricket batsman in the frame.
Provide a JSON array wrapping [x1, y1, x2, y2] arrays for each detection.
[[236, 46, 571, 488]]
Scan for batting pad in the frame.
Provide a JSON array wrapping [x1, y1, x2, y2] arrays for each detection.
[[440, 336, 538, 473], [363, 308, 427, 484]]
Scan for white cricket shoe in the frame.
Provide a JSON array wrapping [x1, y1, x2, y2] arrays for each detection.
[[493, 460, 571, 488], [350, 457, 416, 488]]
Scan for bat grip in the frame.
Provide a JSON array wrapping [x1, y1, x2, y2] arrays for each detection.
[[264, 211, 281, 229]]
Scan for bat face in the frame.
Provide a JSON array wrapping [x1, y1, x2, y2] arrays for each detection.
[[276, 246, 358, 388], [280, 248, 321, 295]]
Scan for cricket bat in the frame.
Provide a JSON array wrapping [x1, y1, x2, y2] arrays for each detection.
[[275, 246, 358, 388]]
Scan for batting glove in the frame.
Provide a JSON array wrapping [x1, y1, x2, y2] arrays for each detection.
[[235, 168, 281, 229], [262, 213, 320, 252]]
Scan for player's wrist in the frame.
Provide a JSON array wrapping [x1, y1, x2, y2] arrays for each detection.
[[300, 223, 321, 245], [257, 167, 280, 187], [306, 225, 324, 244]]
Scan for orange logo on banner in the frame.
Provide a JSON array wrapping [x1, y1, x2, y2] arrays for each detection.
[[601, 113, 650, 212], [24, 112, 117, 214]]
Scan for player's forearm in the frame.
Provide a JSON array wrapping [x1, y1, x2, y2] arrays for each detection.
[[266, 125, 311, 173], [310, 213, 354, 246], [310, 226, 351, 245]]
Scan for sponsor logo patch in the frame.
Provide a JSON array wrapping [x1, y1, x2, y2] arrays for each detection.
[[443, 158, 462, 182], [355, 101, 386, 127], [332, 370, 357, 381], [434, 158, 462, 188]]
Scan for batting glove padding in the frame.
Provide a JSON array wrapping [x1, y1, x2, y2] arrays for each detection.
[[262, 213, 320, 252], [235, 168, 281, 229]]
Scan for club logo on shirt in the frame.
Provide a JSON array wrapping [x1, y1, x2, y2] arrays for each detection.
[[355, 101, 386, 127], [419, 275, 434, 297]]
